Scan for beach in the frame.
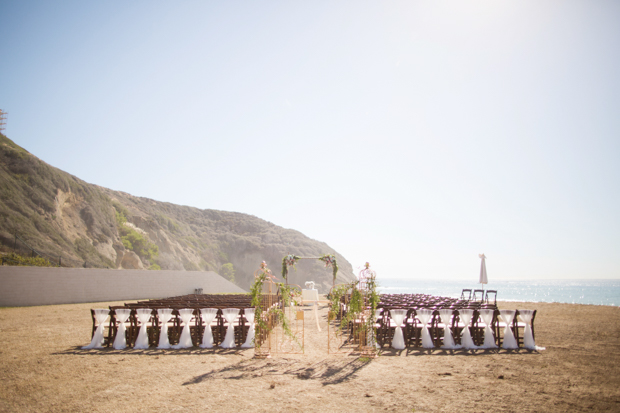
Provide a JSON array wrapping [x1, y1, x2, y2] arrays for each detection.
[[0, 300, 619, 412]]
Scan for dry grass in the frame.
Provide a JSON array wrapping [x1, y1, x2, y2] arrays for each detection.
[[0, 301, 619, 412]]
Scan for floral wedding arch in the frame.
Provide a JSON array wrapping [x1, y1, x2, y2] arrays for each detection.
[[281, 253, 339, 287]]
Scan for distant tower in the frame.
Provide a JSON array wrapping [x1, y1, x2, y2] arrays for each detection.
[[0, 110, 6, 133]]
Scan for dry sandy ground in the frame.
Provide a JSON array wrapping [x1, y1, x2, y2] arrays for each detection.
[[0, 300, 619, 413]]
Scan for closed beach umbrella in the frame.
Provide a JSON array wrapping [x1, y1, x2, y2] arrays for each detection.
[[479, 253, 488, 289]]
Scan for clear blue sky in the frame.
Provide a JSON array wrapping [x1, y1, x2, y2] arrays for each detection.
[[1, 1, 619, 281]]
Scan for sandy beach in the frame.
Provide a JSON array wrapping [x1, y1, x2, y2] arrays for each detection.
[[0, 300, 619, 412]]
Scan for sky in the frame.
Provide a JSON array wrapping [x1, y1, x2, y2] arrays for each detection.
[[1, 0, 619, 281]]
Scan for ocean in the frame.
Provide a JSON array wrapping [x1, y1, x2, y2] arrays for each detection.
[[377, 278, 620, 307]]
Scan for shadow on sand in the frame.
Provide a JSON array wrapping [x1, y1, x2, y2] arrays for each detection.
[[54, 346, 246, 357], [182, 356, 371, 386]]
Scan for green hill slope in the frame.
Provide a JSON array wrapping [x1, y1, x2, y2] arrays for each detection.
[[0, 133, 355, 291]]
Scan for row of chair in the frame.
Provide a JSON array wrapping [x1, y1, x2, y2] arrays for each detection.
[[370, 308, 538, 350], [460, 289, 497, 305], [132, 294, 254, 308], [377, 292, 497, 311], [84, 307, 258, 349], [84, 293, 291, 350]]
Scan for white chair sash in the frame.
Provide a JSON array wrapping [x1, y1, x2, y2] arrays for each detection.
[[374, 310, 383, 348], [220, 308, 239, 348], [439, 309, 460, 349], [478, 309, 498, 349], [518, 310, 545, 351], [134, 309, 153, 349], [241, 309, 255, 348], [199, 308, 218, 348], [172, 309, 195, 349], [499, 310, 518, 349], [417, 309, 435, 349], [457, 309, 477, 349], [390, 309, 407, 350], [83, 309, 109, 349], [157, 309, 174, 349], [113, 309, 131, 350]]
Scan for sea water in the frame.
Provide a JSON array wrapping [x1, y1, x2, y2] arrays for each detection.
[[377, 278, 620, 306]]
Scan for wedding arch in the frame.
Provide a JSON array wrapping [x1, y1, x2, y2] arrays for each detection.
[[251, 256, 379, 357], [281, 254, 339, 287]]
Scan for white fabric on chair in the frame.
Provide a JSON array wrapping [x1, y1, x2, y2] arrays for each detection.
[[199, 308, 218, 348], [172, 309, 195, 349], [390, 309, 407, 350], [439, 309, 460, 349], [499, 310, 518, 349], [113, 309, 131, 350], [374, 309, 383, 325], [134, 309, 152, 349], [241, 308, 255, 348], [518, 310, 545, 351], [417, 309, 435, 349], [157, 309, 174, 349], [457, 309, 478, 349], [83, 309, 109, 349], [373, 309, 383, 348], [220, 308, 239, 348], [478, 309, 498, 349]]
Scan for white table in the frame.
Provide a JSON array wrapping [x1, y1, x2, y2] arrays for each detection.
[[302, 289, 319, 304]]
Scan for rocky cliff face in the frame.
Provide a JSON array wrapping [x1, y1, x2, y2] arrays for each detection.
[[0, 134, 355, 292]]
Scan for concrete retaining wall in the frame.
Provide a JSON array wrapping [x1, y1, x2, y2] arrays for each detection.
[[0, 266, 246, 307]]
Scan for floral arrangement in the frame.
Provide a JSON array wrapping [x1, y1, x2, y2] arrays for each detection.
[[288, 288, 302, 306], [328, 281, 358, 329], [256, 261, 277, 281], [281, 254, 300, 280], [285, 254, 299, 267], [319, 254, 339, 282]]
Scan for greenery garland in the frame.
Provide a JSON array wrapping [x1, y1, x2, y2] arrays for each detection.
[[364, 273, 380, 348], [281, 254, 300, 280], [250, 264, 300, 350], [281, 254, 339, 283], [318, 254, 338, 282], [249, 268, 269, 350], [279, 283, 302, 307], [328, 267, 380, 349], [328, 281, 357, 327]]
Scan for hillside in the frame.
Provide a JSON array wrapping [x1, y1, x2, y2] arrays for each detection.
[[0, 134, 355, 291]]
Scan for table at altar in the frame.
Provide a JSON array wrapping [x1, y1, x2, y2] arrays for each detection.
[[302, 289, 319, 304], [302, 288, 322, 331]]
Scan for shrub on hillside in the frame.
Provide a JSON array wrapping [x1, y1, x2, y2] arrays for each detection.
[[220, 262, 236, 284], [1, 253, 53, 267], [120, 226, 159, 262]]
